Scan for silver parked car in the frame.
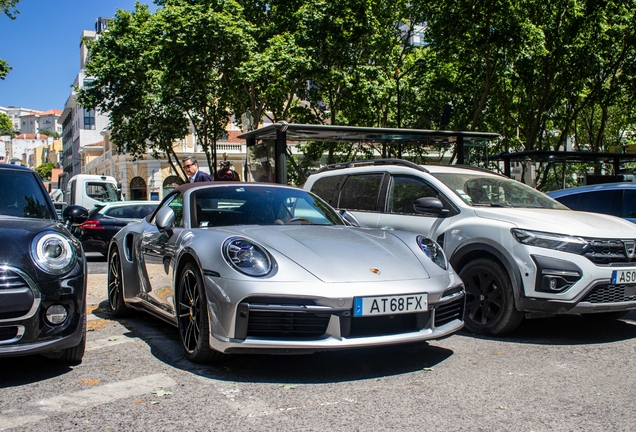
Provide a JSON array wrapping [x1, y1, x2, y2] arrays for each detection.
[[107, 182, 465, 363]]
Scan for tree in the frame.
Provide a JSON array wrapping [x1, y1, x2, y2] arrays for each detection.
[[38, 130, 61, 138], [35, 162, 55, 181], [0, 112, 13, 136], [0, 0, 20, 79]]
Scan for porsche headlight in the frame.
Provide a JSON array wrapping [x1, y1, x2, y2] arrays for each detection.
[[511, 228, 589, 254], [30, 232, 77, 275], [223, 237, 273, 277], [417, 236, 447, 270]]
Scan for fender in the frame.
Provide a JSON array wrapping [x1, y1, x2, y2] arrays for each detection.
[[449, 237, 526, 305]]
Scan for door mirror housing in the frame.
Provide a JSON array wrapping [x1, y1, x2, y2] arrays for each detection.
[[413, 197, 447, 216], [156, 207, 176, 232]]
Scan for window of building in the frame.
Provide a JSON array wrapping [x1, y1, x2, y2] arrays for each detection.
[[84, 109, 95, 130]]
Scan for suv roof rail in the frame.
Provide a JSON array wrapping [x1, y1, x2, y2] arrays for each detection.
[[315, 158, 430, 174]]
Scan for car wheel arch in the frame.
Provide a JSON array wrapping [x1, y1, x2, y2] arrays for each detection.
[[449, 238, 524, 304]]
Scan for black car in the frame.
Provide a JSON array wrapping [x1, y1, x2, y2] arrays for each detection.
[[77, 201, 158, 255], [0, 164, 88, 363]]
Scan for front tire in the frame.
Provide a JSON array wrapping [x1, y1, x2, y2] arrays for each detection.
[[460, 258, 523, 336], [107, 246, 132, 317], [177, 262, 223, 363]]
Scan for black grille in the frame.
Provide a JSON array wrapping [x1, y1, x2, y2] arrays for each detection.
[[246, 311, 330, 338], [0, 326, 18, 342], [583, 239, 636, 265], [0, 268, 34, 320], [582, 284, 636, 303], [0, 268, 29, 291], [435, 297, 464, 327]]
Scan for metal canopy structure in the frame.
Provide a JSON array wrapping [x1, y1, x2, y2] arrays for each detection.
[[489, 150, 636, 178], [237, 122, 500, 184]]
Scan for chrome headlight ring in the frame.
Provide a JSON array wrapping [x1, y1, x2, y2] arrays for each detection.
[[222, 237, 274, 277], [30, 231, 77, 275], [417, 236, 448, 270]]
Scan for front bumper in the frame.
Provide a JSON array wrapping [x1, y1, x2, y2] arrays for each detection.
[[0, 268, 86, 358], [204, 276, 465, 354], [514, 250, 636, 315]]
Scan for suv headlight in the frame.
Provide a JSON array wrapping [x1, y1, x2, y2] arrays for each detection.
[[223, 237, 274, 277], [417, 236, 447, 270], [511, 228, 589, 254], [30, 232, 77, 275]]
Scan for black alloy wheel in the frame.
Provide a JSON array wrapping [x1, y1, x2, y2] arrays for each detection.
[[177, 262, 223, 363], [107, 247, 132, 317], [460, 258, 523, 336]]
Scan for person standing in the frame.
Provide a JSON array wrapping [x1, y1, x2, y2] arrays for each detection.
[[182, 156, 213, 183]]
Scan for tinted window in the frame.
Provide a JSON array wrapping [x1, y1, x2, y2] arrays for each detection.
[[105, 205, 138, 218], [310, 175, 344, 206], [571, 190, 621, 217], [136, 204, 158, 219], [0, 170, 54, 219], [388, 175, 438, 215], [338, 174, 383, 211], [623, 190, 636, 219]]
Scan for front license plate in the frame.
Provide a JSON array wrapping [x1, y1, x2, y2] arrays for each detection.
[[354, 293, 428, 317], [611, 269, 636, 284]]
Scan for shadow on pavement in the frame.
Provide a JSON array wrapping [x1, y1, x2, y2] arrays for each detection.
[[462, 309, 636, 345], [91, 302, 455, 384]]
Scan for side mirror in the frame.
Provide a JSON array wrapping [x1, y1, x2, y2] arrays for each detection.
[[413, 197, 447, 216], [62, 205, 89, 227], [339, 209, 360, 227], [156, 207, 176, 232]]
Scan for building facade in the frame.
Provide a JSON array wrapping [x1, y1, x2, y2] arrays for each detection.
[[58, 18, 111, 176]]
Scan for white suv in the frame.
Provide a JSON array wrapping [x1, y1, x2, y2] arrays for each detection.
[[304, 159, 636, 335]]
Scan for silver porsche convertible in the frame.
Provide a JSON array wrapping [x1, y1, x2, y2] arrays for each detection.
[[107, 182, 465, 363]]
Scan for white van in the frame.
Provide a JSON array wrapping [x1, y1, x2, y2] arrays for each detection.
[[64, 174, 121, 210]]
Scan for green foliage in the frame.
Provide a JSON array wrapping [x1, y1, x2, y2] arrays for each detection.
[[0, 0, 20, 79], [38, 130, 60, 138], [79, 0, 636, 184], [0, 112, 13, 136], [35, 162, 56, 181]]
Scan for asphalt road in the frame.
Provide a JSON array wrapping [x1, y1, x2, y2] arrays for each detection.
[[1, 255, 635, 431]]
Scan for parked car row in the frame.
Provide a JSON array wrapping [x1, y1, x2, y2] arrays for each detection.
[[3, 161, 636, 365], [304, 160, 636, 336]]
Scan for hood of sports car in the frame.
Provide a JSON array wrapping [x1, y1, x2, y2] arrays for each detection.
[[238, 225, 431, 283]]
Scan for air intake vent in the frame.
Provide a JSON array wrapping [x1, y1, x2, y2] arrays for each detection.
[[582, 284, 636, 303], [247, 311, 330, 338], [435, 297, 464, 327]]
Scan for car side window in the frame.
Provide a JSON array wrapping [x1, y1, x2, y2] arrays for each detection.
[[310, 175, 344, 206], [153, 194, 183, 227], [106, 206, 137, 218], [388, 175, 438, 215], [338, 174, 383, 211], [572, 190, 621, 217], [622, 190, 636, 218]]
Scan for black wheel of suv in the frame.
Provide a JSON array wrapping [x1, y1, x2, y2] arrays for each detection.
[[460, 258, 524, 336], [107, 246, 132, 317], [177, 262, 223, 363]]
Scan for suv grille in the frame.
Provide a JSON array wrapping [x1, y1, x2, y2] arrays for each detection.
[[583, 239, 636, 265], [582, 284, 636, 303]]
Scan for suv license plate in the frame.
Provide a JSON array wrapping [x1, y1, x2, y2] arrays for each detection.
[[611, 269, 636, 284], [354, 293, 428, 317]]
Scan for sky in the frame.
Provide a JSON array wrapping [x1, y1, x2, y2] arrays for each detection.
[[0, 0, 158, 112]]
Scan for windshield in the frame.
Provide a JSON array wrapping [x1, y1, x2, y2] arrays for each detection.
[[432, 172, 568, 209], [86, 181, 119, 203], [192, 185, 344, 227], [0, 170, 55, 219]]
